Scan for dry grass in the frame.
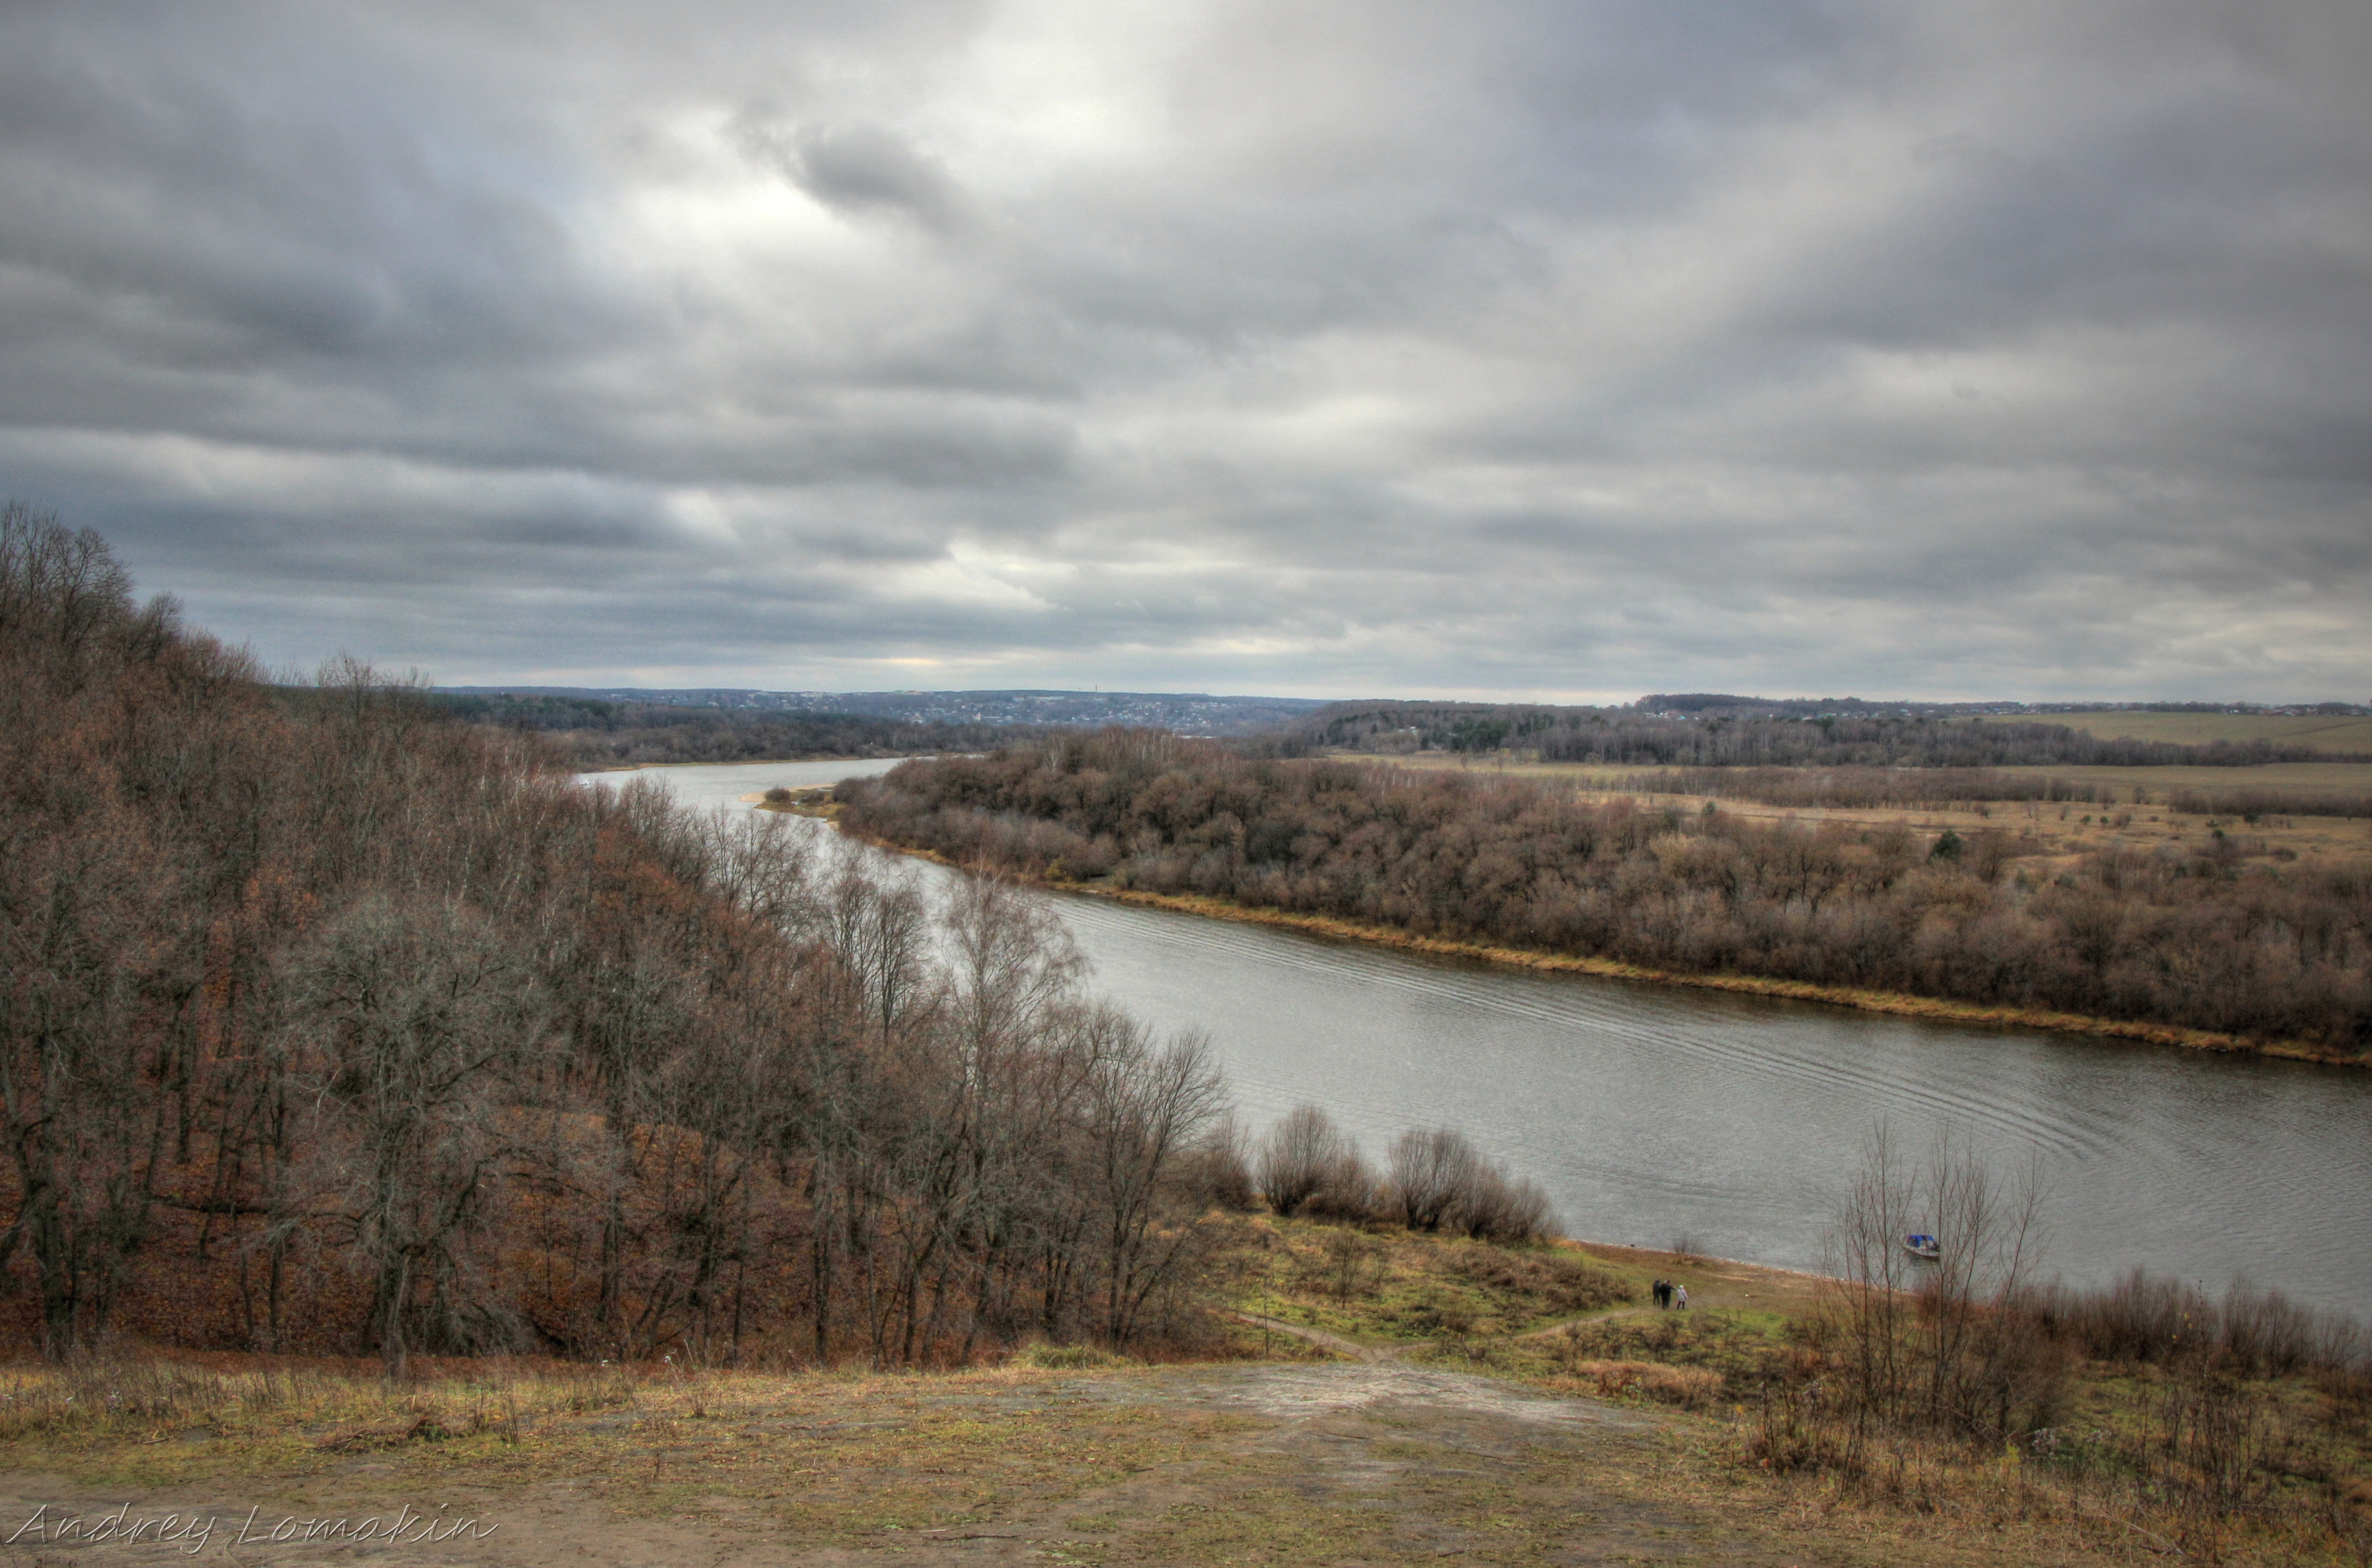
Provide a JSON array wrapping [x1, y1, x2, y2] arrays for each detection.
[[2046, 711, 2372, 755], [1547, 1358, 1726, 1408], [1222, 1221, 2372, 1566], [1988, 759, 2372, 800], [0, 1352, 1253, 1541], [1368, 750, 2372, 887], [1220, 1214, 1638, 1347], [3, 1228, 2367, 1566]]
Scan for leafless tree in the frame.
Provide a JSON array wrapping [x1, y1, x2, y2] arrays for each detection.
[[1450, 1165, 1556, 1243], [285, 893, 543, 1375], [1822, 1124, 2055, 1450], [1080, 1019, 1225, 1342], [945, 869, 1084, 1061], [1256, 1105, 1354, 1218], [2, 512, 1278, 1368], [1389, 1128, 1481, 1232], [1822, 1123, 1921, 1448]]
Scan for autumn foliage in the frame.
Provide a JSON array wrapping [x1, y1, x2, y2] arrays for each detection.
[[0, 506, 1227, 1367], [837, 732, 2372, 1055]]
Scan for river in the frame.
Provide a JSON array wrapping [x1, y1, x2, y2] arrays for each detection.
[[590, 759, 2372, 1317]]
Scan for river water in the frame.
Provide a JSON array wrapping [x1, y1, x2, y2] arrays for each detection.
[[591, 759, 2372, 1317]]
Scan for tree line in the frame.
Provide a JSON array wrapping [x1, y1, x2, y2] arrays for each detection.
[[0, 506, 1242, 1366], [1281, 701, 2359, 767], [835, 732, 2372, 1055], [424, 691, 1025, 769], [1241, 1106, 1554, 1244]]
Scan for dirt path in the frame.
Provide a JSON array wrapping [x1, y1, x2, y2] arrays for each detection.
[[1239, 1305, 1669, 1359], [1227, 1310, 1408, 1363], [0, 1361, 1872, 1566], [1516, 1305, 1658, 1344]]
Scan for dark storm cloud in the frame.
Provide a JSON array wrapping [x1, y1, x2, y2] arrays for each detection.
[[747, 120, 970, 234], [1, 0, 2366, 698]]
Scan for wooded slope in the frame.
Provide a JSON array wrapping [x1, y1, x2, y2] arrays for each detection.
[[0, 506, 1225, 1366]]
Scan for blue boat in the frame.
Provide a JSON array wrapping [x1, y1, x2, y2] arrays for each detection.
[[1905, 1233, 1941, 1261]]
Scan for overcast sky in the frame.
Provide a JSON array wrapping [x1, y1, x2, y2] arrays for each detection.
[[3, 1, 2367, 701]]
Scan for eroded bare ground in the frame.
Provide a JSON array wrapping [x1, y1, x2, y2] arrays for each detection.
[[0, 1358, 1946, 1568]]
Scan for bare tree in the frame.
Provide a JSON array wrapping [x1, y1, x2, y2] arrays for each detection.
[[824, 856, 933, 1039], [1257, 1105, 1353, 1218], [286, 894, 543, 1375], [1450, 1164, 1556, 1243], [1821, 1123, 1921, 1450], [1822, 1125, 2055, 1451], [1081, 1019, 1225, 1342], [1389, 1128, 1480, 1232], [945, 869, 1084, 1061]]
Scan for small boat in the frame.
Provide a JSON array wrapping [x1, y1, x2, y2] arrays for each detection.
[[1904, 1233, 1941, 1261]]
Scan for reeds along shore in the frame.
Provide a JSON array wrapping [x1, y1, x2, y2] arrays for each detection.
[[831, 735, 2372, 1065]]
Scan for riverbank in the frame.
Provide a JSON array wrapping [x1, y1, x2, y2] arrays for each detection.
[[1072, 884, 2359, 1064], [829, 815, 2360, 1067]]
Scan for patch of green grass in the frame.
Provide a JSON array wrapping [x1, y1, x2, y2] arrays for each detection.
[[1223, 1215, 1638, 1346]]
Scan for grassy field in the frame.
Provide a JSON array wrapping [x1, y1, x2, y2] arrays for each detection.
[[2049, 711, 2372, 754], [1377, 750, 2372, 802], [1370, 752, 2372, 868], [3, 1220, 2363, 1566], [1988, 759, 2372, 799]]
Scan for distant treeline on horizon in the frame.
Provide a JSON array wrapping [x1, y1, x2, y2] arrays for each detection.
[[1259, 701, 2370, 769], [429, 687, 2371, 771]]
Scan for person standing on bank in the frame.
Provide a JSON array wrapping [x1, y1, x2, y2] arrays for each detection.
[[1675, 1284, 1690, 1311]]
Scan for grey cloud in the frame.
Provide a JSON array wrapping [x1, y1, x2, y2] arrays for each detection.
[[0, 0, 2366, 700], [769, 122, 966, 232]]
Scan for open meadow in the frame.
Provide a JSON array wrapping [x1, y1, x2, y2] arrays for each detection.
[[2044, 711, 2372, 756], [1371, 752, 2372, 873]]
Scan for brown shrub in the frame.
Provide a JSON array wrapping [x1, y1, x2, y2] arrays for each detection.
[[1550, 1359, 1722, 1409], [1447, 1247, 1629, 1314]]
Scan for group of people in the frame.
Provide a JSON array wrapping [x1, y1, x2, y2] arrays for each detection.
[[1652, 1277, 1690, 1310]]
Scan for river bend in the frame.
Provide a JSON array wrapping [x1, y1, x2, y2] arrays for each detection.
[[591, 760, 2372, 1317]]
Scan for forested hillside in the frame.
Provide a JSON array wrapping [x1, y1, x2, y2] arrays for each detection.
[[837, 734, 2372, 1057], [426, 690, 1021, 768], [0, 506, 1229, 1366], [1289, 700, 2362, 767]]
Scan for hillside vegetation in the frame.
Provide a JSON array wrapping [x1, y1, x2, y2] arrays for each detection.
[[0, 506, 1231, 1367], [836, 733, 2372, 1057]]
